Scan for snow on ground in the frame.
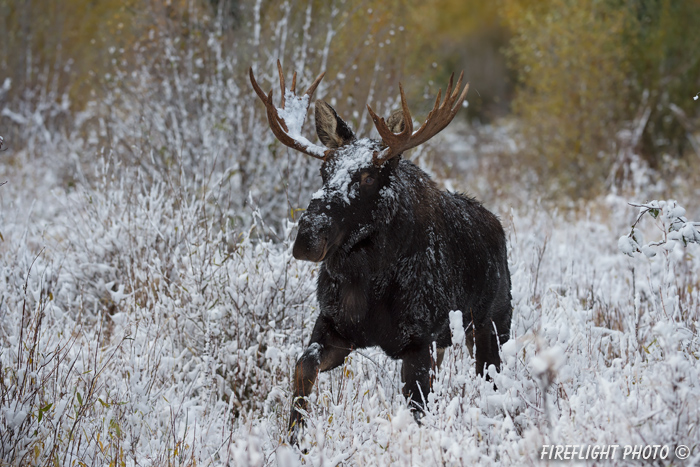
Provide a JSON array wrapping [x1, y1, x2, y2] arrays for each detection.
[[0, 124, 699, 466]]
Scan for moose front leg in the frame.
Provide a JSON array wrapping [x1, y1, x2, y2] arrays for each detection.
[[474, 323, 501, 377], [289, 319, 351, 445], [400, 346, 433, 422], [400, 345, 445, 422]]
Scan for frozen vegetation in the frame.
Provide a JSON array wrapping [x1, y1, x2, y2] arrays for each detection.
[[1, 9, 699, 467], [2, 95, 699, 466]]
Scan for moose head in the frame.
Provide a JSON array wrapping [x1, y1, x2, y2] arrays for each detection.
[[250, 61, 468, 265]]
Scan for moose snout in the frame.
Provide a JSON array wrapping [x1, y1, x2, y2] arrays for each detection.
[[293, 212, 338, 262]]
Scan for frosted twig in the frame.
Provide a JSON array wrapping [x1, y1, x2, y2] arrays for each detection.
[[619, 199, 700, 257], [16, 247, 45, 373]]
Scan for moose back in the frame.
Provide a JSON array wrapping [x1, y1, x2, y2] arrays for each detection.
[[250, 62, 512, 444]]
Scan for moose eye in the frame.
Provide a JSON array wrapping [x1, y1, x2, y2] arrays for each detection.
[[362, 174, 375, 186]]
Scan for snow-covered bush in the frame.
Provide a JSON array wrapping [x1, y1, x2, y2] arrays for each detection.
[[619, 199, 700, 257], [0, 158, 318, 463]]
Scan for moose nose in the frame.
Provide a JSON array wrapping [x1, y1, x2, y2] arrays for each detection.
[[293, 212, 334, 262]]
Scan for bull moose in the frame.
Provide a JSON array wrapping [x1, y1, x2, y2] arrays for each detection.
[[250, 62, 512, 445]]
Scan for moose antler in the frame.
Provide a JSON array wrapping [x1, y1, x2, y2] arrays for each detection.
[[249, 60, 329, 160], [367, 72, 469, 166]]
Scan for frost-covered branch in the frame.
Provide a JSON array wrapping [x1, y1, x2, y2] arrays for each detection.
[[0, 135, 6, 187], [619, 199, 700, 257]]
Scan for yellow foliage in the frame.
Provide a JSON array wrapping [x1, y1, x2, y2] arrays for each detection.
[[409, 0, 512, 119], [0, 0, 142, 106], [503, 0, 700, 196], [0, 0, 211, 109], [413, 0, 501, 41], [502, 0, 631, 197]]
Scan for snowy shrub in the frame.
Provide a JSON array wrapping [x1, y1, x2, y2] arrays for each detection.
[[619, 199, 700, 257], [0, 160, 318, 464]]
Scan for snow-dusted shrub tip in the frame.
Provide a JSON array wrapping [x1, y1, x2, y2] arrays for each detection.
[[619, 199, 700, 257]]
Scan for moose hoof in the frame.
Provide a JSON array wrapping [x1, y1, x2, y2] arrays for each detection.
[[411, 407, 425, 426], [288, 423, 300, 447]]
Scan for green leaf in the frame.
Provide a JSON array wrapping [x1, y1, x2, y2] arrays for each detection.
[[38, 403, 52, 423]]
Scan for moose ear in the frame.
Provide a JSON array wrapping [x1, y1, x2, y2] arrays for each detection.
[[385, 109, 406, 134], [315, 100, 356, 149]]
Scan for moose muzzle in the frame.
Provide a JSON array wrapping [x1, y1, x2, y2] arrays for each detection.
[[293, 212, 341, 262]]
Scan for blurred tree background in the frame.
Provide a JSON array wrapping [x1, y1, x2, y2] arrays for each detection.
[[502, 0, 700, 197], [1, 0, 698, 200]]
